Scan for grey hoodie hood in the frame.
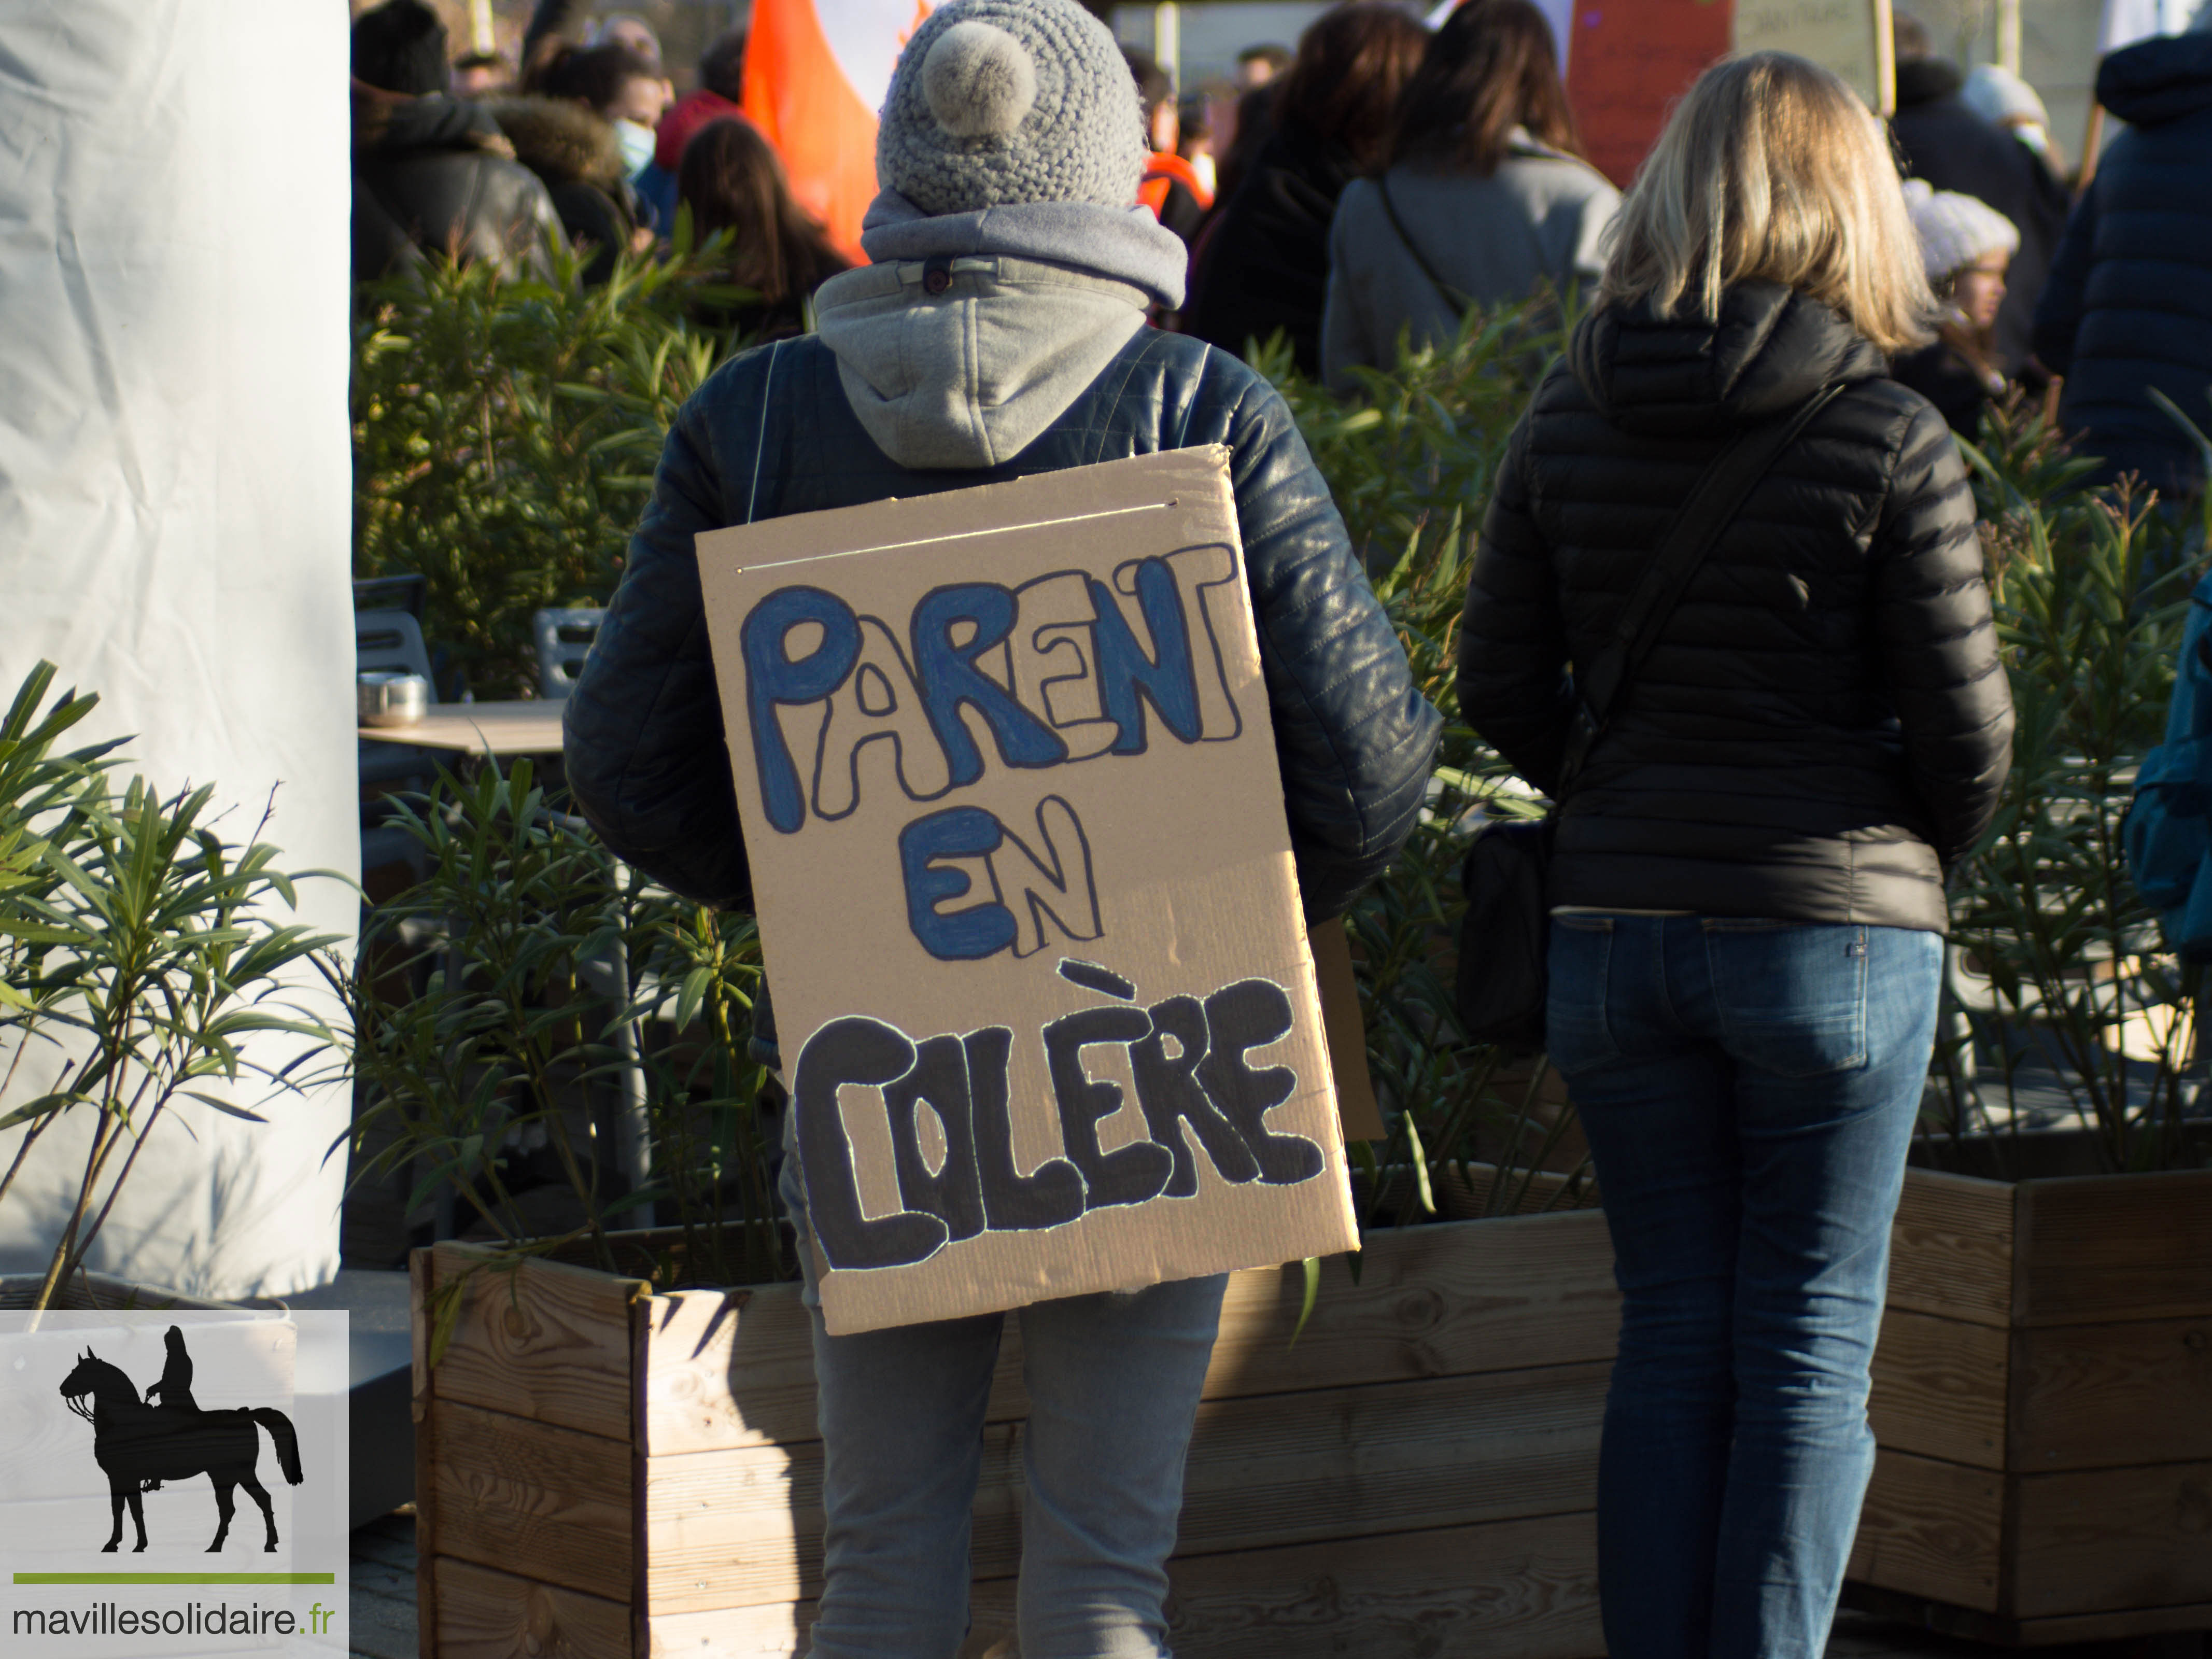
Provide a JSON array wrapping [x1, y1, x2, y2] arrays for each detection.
[[814, 189, 1189, 470]]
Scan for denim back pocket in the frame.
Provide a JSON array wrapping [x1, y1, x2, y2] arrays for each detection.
[[1544, 915, 1621, 1072], [1702, 920, 1869, 1077]]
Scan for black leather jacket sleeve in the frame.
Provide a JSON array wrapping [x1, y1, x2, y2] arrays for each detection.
[[563, 397, 751, 908], [1213, 367, 1442, 918], [1870, 400, 2016, 865], [1456, 414, 1574, 796]]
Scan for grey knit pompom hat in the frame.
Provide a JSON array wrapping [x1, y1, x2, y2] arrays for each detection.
[[876, 0, 1148, 216]]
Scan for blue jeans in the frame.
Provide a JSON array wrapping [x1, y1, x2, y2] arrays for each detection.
[[1544, 915, 1942, 1659], [780, 1138, 1225, 1657]]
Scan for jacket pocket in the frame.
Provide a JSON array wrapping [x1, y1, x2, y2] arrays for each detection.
[[1703, 920, 1869, 1077], [1544, 915, 1621, 1072]]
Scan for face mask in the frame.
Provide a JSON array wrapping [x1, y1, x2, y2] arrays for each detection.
[[614, 118, 655, 176]]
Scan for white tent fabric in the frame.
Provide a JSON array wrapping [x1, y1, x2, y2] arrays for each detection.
[[0, 2, 357, 1298]]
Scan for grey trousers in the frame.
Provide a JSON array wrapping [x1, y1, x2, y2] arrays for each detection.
[[780, 1143, 1227, 1658]]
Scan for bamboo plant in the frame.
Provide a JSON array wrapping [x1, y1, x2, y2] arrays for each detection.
[[0, 663, 346, 1311], [342, 758, 783, 1313], [1935, 402, 2212, 1173]]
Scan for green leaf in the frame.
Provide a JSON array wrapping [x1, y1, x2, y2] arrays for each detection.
[[1287, 1256, 1322, 1350], [181, 1091, 269, 1123]]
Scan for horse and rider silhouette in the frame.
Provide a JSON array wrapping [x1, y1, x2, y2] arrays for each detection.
[[59, 1326, 303, 1554]]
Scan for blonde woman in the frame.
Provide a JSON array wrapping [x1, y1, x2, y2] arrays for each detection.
[[1457, 54, 2013, 1658]]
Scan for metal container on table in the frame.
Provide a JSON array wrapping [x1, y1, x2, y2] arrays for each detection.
[[357, 670, 430, 726]]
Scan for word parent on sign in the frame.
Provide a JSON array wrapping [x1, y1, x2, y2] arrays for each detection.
[[738, 543, 1249, 962]]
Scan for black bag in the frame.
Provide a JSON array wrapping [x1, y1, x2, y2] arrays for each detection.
[[1454, 382, 1849, 1052]]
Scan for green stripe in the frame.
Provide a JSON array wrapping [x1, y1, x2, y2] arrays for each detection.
[[12, 1573, 336, 1585]]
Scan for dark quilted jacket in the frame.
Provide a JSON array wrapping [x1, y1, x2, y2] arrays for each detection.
[[2033, 34, 2212, 497], [563, 327, 1441, 923], [1457, 284, 2014, 933], [353, 91, 561, 283]]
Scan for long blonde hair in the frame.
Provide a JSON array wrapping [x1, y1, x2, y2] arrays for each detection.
[[1599, 52, 1935, 354]]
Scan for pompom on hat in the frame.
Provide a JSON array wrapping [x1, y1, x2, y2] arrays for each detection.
[[876, 0, 1149, 216], [1903, 179, 2020, 285]]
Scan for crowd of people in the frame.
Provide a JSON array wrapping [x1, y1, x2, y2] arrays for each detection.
[[351, 0, 842, 336], [351, 0, 2212, 1655], [354, 0, 2212, 497]]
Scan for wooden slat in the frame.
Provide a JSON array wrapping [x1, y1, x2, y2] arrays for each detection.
[[2014, 1170, 2212, 1326], [433, 1558, 631, 1659], [2009, 1458, 2212, 1618], [1868, 1308, 2008, 1470], [2012, 1602, 2212, 1645], [1843, 1582, 2212, 1648], [433, 1400, 636, 1605], [639, 1436, 815, 1612], [1163, 1512, 1602, 1659], [644, 1210, 1621, 1457], [644, 1584, 1016, 1658], [646, 1520, 1610, 1659], [645, 1600, 811, 1658], [1176, 1363, 1607, 1557], [426, 1241, 646, 1442], [1887, 1169, 2013, 1328], [1848, 1448, 2004, 1612], [1201, 1211, 1619, 1400], [641, 1363, 1609, 1615], [642, 1286, 815, 1456], [2010, 1317, 2212, 1471], [641, 1427, 1011, 1613]]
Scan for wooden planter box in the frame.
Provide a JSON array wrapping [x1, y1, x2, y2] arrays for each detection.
[[410, 1203, 1619, 1659], [1852, 1164, 2212, 1644]]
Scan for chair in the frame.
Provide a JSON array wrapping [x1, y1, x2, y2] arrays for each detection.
[[532, 608, 605, 701], [353, 572, 428, 621], [357, 610, 441, 873], [357, 609, 436, 686]]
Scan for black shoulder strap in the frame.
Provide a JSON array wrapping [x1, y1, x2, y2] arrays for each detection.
[[1556, 381, 1849, 792], [1375, 176, 1472, 322]]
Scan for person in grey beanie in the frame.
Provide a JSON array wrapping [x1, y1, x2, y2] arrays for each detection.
[[560, 1, 1439, 1653]]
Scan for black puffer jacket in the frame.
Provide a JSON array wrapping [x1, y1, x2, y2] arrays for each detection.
[[1458, 285, 2014, 933], [2033, 33, 2212, 497], [1182, 120, 1361, 376], [353, 89, 561, 282], [565, 327, 1441, 922]]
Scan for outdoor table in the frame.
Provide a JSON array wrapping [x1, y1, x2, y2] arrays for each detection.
[[357, 699, 565, 755]]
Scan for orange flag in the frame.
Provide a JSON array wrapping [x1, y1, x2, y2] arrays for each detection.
[[743, 0, 937, 261]]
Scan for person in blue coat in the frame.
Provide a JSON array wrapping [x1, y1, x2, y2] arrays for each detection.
[[2128, 573, 2212, 955], [2034, 20, 2212, 498]]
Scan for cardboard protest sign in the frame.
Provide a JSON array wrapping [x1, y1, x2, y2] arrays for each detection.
[[1565, 0, 1893, 185], [697, 448, 1360, 1335]]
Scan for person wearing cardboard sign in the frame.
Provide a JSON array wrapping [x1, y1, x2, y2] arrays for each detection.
[[561, 1, 1439, 1653], [1459, 54, 2013, 1659]]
